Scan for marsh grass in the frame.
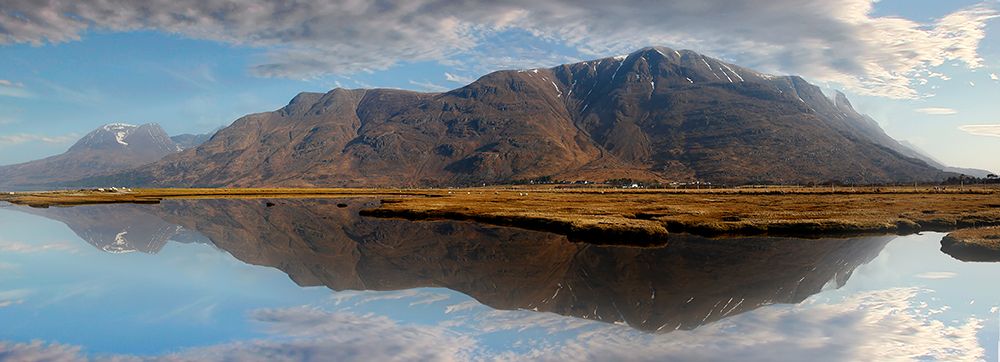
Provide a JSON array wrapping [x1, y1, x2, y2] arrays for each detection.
[[3, 186, 999, 242]]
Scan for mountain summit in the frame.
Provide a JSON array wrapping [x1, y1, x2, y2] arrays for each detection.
[[0, 123, 183, 190], [93, 47, 950, 187]]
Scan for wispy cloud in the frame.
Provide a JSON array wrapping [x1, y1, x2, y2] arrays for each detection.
[[407, 80, 450, 92], [958, 124, 1000, 138], [0, 79, 32, 98], [0, 1, 995, 99], [160, 63, 219, 91], [444, 72, 475, 84], [991, 73, 999, 81], [0, 133, 79, 147], [915, 107, 958, 115]]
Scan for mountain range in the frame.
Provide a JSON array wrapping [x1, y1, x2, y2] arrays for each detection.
[[2, 46, 992, 189]]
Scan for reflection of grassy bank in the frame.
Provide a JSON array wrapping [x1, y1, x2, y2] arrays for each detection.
[[3, 186, 999, 241], [941, 227, 1000, 262], [0, 188, 433, 207]]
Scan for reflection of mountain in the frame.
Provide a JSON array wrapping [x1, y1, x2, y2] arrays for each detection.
[[17, 204, 210, 254], [17, 199, 891, 332]]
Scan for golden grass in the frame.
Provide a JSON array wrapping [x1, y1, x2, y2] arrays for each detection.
[[3, 186, 997, 243], [941, 227, 1000, 262]]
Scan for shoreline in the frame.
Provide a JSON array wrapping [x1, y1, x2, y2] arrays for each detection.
[[3, 187, 999, 242]]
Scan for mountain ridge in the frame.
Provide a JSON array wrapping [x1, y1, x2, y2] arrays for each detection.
[[42, 47, 962, 187]]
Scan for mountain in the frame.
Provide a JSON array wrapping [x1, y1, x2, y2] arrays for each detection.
[[896, 140, 995, 178], [14, 198, 891, 332], [170, 132, 214, 150], [0, 123, 183, 190], [94, 47, 950, 187]]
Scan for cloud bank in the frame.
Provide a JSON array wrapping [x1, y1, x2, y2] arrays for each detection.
[[0, 0, 996, 98], [958, 124, 1000, 138], [915, 107, 959, 115]]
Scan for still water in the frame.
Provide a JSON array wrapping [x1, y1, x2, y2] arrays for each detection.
[[0, 199, 997, 361]]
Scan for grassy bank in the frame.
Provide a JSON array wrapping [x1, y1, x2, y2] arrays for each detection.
[[3, 186, 999, 242], [940, 227, 1000, 262]]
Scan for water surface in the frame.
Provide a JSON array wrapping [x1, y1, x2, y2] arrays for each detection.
[[0, 199, 997, 361]]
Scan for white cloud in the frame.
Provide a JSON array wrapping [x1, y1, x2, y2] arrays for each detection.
[[915, 107, 958, 115], [914, 271, 958, 279], [958, 124, 1000, 138], [991, 73, 999, 80], [444, 72, 475, 84], [0, 79, 32, 98], [0, 133, 79, 147], [407, 80, 450, 92], [0, 1, 995, 99], [0, 79, 23, 87]]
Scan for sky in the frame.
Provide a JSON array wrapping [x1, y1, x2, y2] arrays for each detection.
[[0, 0, 999, 172]]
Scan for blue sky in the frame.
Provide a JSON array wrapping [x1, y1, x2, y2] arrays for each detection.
[[0, 0, 999, 172]]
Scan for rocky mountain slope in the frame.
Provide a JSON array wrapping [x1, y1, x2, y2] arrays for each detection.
[[93, 47, 952, 186], [170, 132, 214, 151], [0, 123, 183, 190]]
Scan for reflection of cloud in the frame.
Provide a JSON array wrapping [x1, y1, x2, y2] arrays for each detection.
[[0, 289, 30, 308], [409, 293, 451, 306], [914, 107, 958, 115], [0, 1, 995, 98], [444, 301, 479, 314], [0, 239, 79, 253], [0, 287, 985, 361], [0, 341, 86, 362], [163, 307, 477, 361], [140, 297, 218, 325], [958, 124, 1000, 138], [915, 271, 958, 279], [35, 282, 106, 308]]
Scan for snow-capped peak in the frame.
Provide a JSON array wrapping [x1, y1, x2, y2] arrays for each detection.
[[100, 123, 138, 146]]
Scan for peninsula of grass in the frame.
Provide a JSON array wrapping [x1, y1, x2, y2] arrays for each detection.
[[940, 227, 1000, 262], [3, 186, 999, 243]]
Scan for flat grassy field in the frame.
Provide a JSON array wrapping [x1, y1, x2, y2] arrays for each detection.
[[2, 186, 999, 242]]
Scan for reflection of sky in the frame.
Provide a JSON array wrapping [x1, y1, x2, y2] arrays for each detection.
[[0, 206, 997, 361]]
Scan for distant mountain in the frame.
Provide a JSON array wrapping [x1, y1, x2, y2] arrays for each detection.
[[91, 47, 950, 187], [896, 140, 995, 178], [0, 123, 182, 190], [170, 132, 214, 150]]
